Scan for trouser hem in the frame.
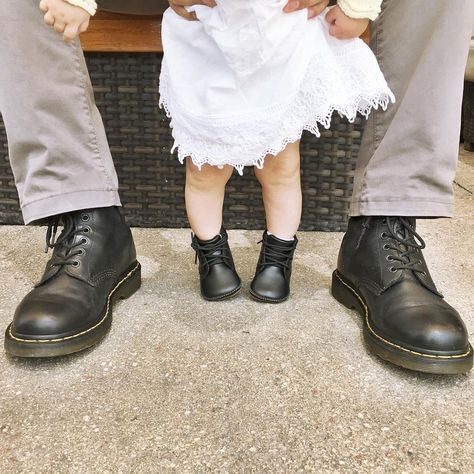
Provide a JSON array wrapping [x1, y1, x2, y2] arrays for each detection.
[[349, 200, 453, 218], [22, 189, 122, 225]]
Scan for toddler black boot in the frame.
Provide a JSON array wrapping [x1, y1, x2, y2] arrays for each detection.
[[191, 229, 241, 301], [250, 231, 298, 303]]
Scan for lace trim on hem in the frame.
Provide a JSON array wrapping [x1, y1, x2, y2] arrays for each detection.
[[159, 91, 393, 175]]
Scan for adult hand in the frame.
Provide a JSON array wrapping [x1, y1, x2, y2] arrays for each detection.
[[169, 0, 217, 21], [283, 0, 330, 19]]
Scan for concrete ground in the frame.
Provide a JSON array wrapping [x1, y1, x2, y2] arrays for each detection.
[[0, 149, 472, 474]]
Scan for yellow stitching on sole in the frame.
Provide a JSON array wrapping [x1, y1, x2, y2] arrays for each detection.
[[7, 263, 140, 344], [334, 272, 472, 360]]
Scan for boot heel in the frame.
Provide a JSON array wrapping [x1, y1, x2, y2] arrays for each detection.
[[331, 271, 365, 314], [115, 263, 142, 300]]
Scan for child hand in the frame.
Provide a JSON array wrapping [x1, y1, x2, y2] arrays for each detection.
[[39, 0, 91, 43], [325, 5, 369, 40]]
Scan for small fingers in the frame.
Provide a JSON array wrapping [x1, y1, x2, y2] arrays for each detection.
[[325, 6, 337, 24], [39, 0, 48, 13], [307, 1, 329, 19], [283, 1, 300, 13], [43, 10, 55, 26], [170, 4, 198, 21], [63, 23, 79, 43], [329, 23, 346, 39], [53, 21, 66, 33], [78, 17, 90, 33]]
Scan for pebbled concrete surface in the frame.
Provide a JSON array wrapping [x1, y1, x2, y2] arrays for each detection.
[[0, 149, 472, 473]]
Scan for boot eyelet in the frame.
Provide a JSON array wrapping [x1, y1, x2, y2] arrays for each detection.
[[382, 244, 389, 250], [72, 261, 80, 268], [77, 249, 85, 256], [386, 255, 393, 261], [389, 266, 398, 273], [81, 214, 90, 222], [380, 232, 389, 239], [81, 238, 88, 245], [82, 227, 90, 233]]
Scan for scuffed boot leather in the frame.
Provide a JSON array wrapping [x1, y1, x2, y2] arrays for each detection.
[[4, 207, 141, 358], [332, 216, 472, 374], [250, 231, 298, 303], [191, 229, 241, 301]]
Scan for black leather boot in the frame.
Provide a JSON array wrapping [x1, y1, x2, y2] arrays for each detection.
[[332, 216, 472, 374], [191, 229, 241, 301], [4, 207, 141, 358], [250, 231, 298, 303]]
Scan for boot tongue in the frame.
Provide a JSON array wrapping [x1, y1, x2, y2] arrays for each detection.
[[201, 234, 222, 245], [37, 212, 90, 287], [198, 234, 222, 253], [207, 236, 225, 259], [195, 234, 228, 265], [265, 233, 296, 264], [392, 218, 411, 241], [383, 218, 441, 297], [267, 234, 295, 245]]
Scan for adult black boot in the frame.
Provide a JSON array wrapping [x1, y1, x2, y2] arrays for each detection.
[[191, 229, 241, 301], [332, 216, 472, 374], [4, 207, 141, 358], [250, 231, 298, 303]]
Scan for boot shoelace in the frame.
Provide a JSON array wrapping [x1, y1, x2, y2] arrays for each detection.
[[383, 217, 427, 275], [192, 236, 232, 269], [259, 238, 297, 271], [45, 214, 87, 268]]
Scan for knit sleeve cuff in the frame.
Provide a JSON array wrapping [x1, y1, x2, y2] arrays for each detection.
[[337, 0, 382, 21], [64, 0, 98, 16]]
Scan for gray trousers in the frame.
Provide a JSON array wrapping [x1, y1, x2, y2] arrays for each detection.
[[0, 0, 473, 224]]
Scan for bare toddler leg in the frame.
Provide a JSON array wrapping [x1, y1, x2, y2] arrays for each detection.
[[254, 141, 302, 239]]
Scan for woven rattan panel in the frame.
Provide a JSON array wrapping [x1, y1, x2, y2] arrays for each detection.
[[0, 53, 363, 231]]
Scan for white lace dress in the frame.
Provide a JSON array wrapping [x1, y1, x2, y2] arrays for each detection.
[[159, 1, 394, 174]]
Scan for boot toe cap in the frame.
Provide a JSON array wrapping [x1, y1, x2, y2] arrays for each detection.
[[379, 302, 470, 356], [251, 267, 289, 302], [11, 296, 88, 340], [201, 265, 241, 300]]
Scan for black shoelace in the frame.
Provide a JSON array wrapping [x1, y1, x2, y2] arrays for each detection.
[[191, 235, 232, 268], [259, 238, 296, 271], [45, 215, 86, 268], [383, 217, 426, 275]]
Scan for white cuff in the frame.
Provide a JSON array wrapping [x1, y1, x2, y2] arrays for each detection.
[[337, 0, 382, 21], [64, 0, 98, 16]]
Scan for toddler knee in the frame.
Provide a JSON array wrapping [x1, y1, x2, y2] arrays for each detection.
[[186, 160, 230, 189], [256, 158, 300, 187]]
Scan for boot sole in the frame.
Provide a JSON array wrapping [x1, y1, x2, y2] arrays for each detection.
[[248, 288, 289, 304], [331, 270, 473, 375], [202, 284, 242, 302], [4, 262, 142, 358]]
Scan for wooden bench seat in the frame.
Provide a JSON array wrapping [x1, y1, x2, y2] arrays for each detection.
[[81, 11, 164, 52]]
